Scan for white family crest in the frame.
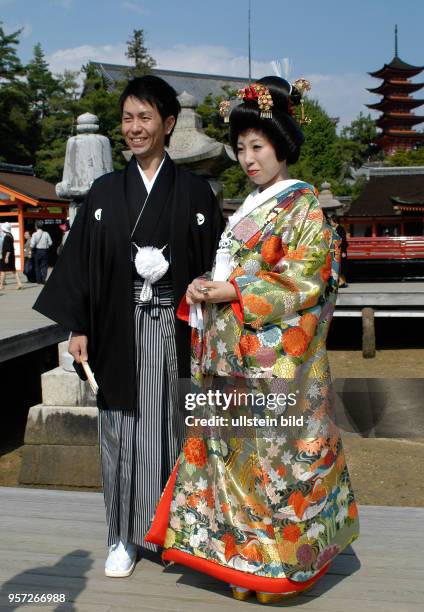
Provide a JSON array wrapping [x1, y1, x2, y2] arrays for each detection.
[[196, 213, 205, 226], [94, 208, 102, 221]]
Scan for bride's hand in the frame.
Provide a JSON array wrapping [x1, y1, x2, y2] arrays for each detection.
[[195, 280, 237, 304], [186, 280, 207, 305]]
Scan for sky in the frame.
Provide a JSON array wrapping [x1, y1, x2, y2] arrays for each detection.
[[2, 0, 424, 127]]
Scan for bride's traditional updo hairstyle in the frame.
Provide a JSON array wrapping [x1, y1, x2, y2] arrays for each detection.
[[229, 76, 305, 164]]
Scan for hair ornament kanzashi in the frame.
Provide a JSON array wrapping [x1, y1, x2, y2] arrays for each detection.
[[218, 77, 311, 124], [219, 99, 231, 123], [291, 78, 311, 125], [237, 83, 274, 119]]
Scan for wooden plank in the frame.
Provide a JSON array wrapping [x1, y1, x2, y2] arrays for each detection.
[[1, 487, 423, 611]]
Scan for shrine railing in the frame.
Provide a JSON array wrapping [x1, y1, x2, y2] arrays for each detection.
[[347, 236, 424, 260]]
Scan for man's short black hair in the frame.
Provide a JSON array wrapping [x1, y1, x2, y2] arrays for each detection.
[[120, 75, 181, 146]]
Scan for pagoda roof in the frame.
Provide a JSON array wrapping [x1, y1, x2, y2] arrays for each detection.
[[367, 98, 424, 111], [374, 133, 424, 147], [369, 56, 423, 79], [346, 173, 424, 217], [376, 115, 424, 128], [368, 81, 424, 95]]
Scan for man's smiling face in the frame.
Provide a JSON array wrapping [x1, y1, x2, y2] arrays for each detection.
[[121, 96, 175, 163]]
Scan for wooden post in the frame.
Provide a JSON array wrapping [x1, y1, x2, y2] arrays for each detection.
[[362, 307, 376, 358]]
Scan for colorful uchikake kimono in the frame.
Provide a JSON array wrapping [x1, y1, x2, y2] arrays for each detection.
[[146, 180, 359, 594]]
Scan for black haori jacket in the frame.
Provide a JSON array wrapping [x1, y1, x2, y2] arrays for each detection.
[[33, 156, 224, 410]]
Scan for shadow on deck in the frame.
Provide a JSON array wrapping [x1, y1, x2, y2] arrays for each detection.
[[0, 487, 422, 611]]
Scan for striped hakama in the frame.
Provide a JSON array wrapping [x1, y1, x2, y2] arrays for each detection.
[[99, 281, 185, 550]]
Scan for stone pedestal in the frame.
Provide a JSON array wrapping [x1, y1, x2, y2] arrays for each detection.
[[19, 343, 101, 488]]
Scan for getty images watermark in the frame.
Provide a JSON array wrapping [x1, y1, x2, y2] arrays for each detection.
[[184, 389, 304, 428]]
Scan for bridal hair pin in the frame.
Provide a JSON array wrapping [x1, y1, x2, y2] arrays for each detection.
[[219, 78, 312, 125], [218, 99, 231, 123], [292, 78, 312, 125], [237, 84, 274, 118], [219, 83, 273, 122]]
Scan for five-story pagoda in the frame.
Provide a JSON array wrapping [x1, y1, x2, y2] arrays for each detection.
[[367, 26, 424, 155]]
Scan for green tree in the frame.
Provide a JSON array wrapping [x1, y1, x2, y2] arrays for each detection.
[[0, 21, 23, 80], [26, 43, 58, 119], [336, 112, 379, 170], [0, 23, 30, 163], [78, 63, 127, 170], [35, 70, 80, 182], [290, 98, 342, 188], [195, 87, 250, 198], [0, 81, 31, 163], [125, 29, 156, 78], [386, 146, 424, 166], [196, 88, 235, 144]]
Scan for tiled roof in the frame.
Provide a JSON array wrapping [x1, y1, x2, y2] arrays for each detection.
[[90, 62, 249, 103], [0, 172, 69, 203], [346, 174, 424, 217]]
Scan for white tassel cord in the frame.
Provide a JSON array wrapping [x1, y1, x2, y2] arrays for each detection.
[[133, 244, 169, 302]]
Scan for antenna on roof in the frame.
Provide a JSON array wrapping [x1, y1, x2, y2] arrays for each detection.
[[395, 24, 398, 57], [248, 0, 252, 83]]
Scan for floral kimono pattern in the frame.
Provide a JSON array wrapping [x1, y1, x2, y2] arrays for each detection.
[[146, 181, 359, 590]]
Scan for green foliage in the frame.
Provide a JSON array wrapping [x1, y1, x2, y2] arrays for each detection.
[[337, 112, 380, 170], [26, 43, 58, 119], [0, 81, 31, 163], [79, 64, 127, 170], [289, 98, 342, 188], [196, 87, 236, 144], [125, 29, 156, 78], [220, 164, 250, 199], [340, 112, 378, 148], [195, 87, 249, 198], [0, 22, 29, 163], [0, 21, 23, 80], [386, 146, 424, 166], [35, 70, 80, 182]]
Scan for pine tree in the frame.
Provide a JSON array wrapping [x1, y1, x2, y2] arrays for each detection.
[[290, 98, 342, 189], [26, 43, 58, 119], [35, 70, 80, 182], [0, 23, 30, 163], [125, 29, 156, 78], [0, 21, 24, 80]]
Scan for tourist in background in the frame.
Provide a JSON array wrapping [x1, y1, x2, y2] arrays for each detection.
[[147, 76, 359, 603], [23, 230, 35, 283], [30, 221, 52, 284], [0, 222, 23, 290], [329, 215, 348, 287]]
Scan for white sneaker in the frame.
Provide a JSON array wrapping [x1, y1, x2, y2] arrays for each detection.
[[105, 541, 137, 578]]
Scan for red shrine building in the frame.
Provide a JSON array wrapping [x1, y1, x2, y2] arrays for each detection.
[[367, 26, 424, 155]]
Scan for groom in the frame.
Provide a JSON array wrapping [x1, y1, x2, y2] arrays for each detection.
[[34, 75, 224, 577]]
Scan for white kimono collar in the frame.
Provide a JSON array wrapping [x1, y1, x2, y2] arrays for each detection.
[[228, 179, 301, 230], [137, 154, 167, 194]]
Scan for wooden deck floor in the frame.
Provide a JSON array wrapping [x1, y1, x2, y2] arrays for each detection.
[[0, 282, 66, 362], [0, 487, 422, 611]]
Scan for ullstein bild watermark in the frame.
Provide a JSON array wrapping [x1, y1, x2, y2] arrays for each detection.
[[184, 389, 304, 428], [185, 413, 305, 428]]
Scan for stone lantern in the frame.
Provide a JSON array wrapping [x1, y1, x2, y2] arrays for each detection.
[[56, 113, 113, 224], [318, 181, 344, 215]]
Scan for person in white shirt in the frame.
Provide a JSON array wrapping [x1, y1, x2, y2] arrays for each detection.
[[30, 221, 52, 284]]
